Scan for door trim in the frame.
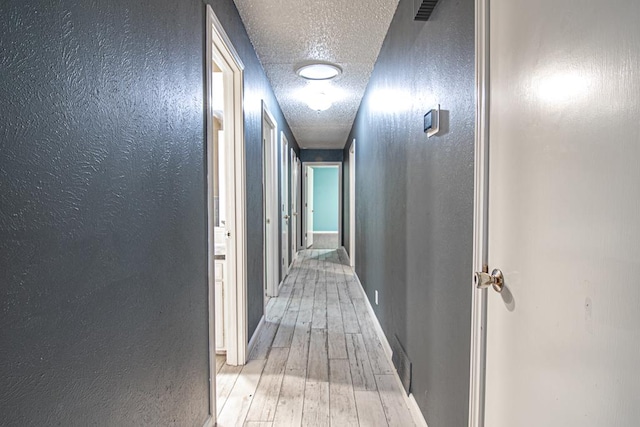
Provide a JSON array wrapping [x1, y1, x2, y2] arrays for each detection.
[[468, 0, 489, 426], [205, 4, 248, 423], [302, 161, 343, 249]]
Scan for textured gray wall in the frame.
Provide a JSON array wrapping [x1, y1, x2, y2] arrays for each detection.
[[343, 0, 475, 425], [0, 1, 208, 424], [0, 0, 296, 424], [205, 0, 300, 337]]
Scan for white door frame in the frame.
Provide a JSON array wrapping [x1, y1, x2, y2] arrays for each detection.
[[262, 104, 279, 298], [468, 0, 489, 425], [205, 5, 247, 425], [280, 132, 290, 278], [349, 140, 356, 268], [302, 162, 343, 249], [290, 149, 300, 261]]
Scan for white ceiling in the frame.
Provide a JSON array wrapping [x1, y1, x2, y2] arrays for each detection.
[[233, 0, 400, 149]]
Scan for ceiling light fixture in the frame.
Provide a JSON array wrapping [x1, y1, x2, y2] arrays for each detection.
[[296, 62, 342, 80], [306, 92, 333, 111], [296, 81, 347, 112]]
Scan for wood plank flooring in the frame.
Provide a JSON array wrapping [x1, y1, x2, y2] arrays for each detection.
[[216, 249, 416, 427]]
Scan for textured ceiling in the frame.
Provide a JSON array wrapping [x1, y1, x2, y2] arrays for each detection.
[[233, 0, 400, 149]]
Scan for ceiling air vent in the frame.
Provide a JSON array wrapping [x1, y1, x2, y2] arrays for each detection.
[[414, 0, 440, 21]]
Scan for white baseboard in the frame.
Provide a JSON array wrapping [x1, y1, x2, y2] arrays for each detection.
[[247, 315, 265, 358], [352, 271, 429, 427], [277, 260, 295, 295], [202, 415, 215, 427], [352, 271, 392, 360], [409, 393, 429, 427]]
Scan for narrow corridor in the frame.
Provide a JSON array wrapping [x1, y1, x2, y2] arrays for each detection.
[[215, 249, 416, 426]]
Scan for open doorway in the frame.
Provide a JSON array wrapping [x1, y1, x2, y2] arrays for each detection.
[[303, 162, 343, 250], [206, 5, 247, 425]]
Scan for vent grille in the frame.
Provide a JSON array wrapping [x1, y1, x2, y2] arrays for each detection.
[[391, 335, 412, 395], [414, 0, 440, 21]]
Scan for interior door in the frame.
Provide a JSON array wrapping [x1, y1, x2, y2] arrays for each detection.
[[305, 166, 314, 248], [296, 160, 302, 251], [483, 0, 640, 425], [263, 110, 279, 298], [291, 150, 299, 259], [349, 141, 356, 267], [211, 58, 228, 354], [280, 134, 289, 278], [211, 48, 236, 358]]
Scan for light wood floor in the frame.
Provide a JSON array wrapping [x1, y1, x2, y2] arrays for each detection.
[[215, 249, 416, 427], [310, 233, 340, 249]]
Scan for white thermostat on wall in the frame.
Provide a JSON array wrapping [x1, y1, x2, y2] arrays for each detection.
[[424, 104, 440, 138]]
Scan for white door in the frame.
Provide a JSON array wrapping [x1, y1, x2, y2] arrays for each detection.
[[296, 159, 302, 251], [280, 133, 290, 278], [481, 0, 640, 425], [291, 150, 299, 260], [349, 141, 356, 267], [263, 109, 279, 298], [305, 166, 314, 248]]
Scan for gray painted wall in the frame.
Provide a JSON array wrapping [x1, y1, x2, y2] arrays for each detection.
[[343, 0, 475, 425], [0, 1, 208, 424], [0, 0, 296, 424]]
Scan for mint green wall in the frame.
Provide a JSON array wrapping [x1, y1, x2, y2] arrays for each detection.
[[312, 167, 339, 232]]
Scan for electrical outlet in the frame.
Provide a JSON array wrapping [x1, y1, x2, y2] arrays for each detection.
[[375, 290, 379, 305]]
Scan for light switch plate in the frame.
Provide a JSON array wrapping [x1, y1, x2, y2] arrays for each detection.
[[424, 104, 440, 138]]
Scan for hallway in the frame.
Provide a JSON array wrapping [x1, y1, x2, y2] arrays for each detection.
[[215, 249, 416, 426]]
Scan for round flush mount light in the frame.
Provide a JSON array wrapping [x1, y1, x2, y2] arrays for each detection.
[[296, 62, 342, 80], [306, 92, 333, 111]]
